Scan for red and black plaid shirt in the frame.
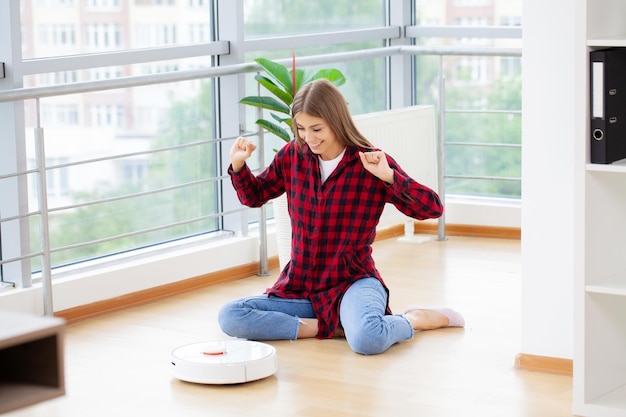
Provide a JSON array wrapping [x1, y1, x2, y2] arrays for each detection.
[[229, 141, 443, 338]]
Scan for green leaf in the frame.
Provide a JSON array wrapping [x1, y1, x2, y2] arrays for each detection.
[[255, 58, 293, 93], [304, 68, 346, 87], [270, 112, 293, 130], [256, 119, 292, 142], [270, 113, 291, 124], [239, 96, 291, 115], [255, 74, 293, 106]]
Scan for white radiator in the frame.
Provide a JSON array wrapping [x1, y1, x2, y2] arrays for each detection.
[[353, 105, 438, 240]]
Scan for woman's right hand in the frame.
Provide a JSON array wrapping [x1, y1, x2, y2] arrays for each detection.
[[230, 136, 257, 172]]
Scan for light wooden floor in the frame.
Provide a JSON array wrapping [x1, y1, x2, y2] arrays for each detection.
[[6, 235, 574, 417]]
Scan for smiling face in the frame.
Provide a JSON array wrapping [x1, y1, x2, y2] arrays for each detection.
[[294, 112, 345, 161]]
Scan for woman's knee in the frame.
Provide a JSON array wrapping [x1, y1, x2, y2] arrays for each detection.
[[345, 323, 390, 355], [217, 300, 244, 337]]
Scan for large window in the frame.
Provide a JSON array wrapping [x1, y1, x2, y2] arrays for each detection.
[[24, 80, 219, 270], [22, 0, 211, 59], [1, 0, 522, 288], [414, 0, 523, 198], [13, 0, 219, 276]]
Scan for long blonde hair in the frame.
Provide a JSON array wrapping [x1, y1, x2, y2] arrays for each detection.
[[291, 79, 374, 149]]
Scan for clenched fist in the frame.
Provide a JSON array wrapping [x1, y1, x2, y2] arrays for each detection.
[[359, 151, 394, 184], [230, 137, 257, 172]]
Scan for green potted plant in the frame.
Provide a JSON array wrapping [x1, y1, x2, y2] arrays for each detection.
[[240, 56, 347, 144], [239, 56, 347, 270]]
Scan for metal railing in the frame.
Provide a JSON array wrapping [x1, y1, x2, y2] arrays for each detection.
[[0, 44, 522, 315]]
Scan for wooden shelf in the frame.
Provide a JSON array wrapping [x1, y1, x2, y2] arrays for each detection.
[[0, 311, 65, 414]]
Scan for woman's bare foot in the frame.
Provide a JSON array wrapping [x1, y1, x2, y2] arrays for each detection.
[[403, 307, 465, 330]]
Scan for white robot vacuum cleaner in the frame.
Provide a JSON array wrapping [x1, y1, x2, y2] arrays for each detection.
[[170, 340, 277, 384]]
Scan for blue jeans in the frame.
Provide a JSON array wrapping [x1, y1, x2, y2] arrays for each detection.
[[217, 277, 414, 355]]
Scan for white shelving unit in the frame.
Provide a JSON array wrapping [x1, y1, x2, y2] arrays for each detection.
[[574, 1, 626, 416]]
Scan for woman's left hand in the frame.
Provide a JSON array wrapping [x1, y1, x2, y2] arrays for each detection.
[[359, 151, 394, 184]]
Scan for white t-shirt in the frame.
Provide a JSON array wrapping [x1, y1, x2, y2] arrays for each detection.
[[319, 148, 346, 183]]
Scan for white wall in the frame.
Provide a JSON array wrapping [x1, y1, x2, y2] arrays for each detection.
[[445, 197, 520, 229], [521, 0, 575, 359]]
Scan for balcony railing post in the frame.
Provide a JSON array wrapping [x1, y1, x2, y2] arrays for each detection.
[[35, 98, 54, 316], [256, 81, 270, 276], [437, 57, 447, 241]]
